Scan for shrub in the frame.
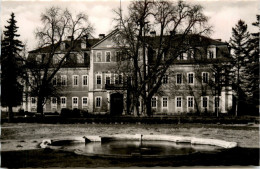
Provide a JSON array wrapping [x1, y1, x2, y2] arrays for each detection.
[[60, 108, 72, 117], [60, 108, 81, 118], [81, 109, 89, 117], [72, 108, 81, 118]]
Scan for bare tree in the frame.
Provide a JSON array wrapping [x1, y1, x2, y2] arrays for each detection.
[[113, 0, 210, 116], [25, 7, 94, 116]]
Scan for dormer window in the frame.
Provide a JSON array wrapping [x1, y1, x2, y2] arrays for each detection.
[[77, 53, 84, 63], [81, 40, 86, 49], [207, 47, 216, 59], [53, 54, 65, 64], [36, 54, 42, 62], [60, 42, 65, 50], [188, 49, 194, 59]]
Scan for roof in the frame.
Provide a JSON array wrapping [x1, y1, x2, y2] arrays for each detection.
[[91, 29, 119, 48], [145, 34, 228, 48], [29, 38, 100, 54]]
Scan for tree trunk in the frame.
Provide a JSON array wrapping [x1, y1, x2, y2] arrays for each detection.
[[8, 106, 13, 122], [37, 95, 44, 116], [145, 97, 152, 117]]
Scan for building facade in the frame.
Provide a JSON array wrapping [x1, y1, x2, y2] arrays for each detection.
[[22, 30, 233, 115]]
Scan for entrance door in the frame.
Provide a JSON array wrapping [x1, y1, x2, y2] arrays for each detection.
[[110, 93, 123, 116]]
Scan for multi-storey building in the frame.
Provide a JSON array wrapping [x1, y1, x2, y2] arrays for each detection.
[[23, 30, 233, 115]]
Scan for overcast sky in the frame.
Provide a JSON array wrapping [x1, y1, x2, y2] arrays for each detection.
[[1, 0, 259, 51]]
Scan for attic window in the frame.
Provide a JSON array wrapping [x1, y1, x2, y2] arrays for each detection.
[[207, 47, 216, 59], [60, 42, 65, 50], [81, 41, 86, 49], [36, 54, 42, 62]]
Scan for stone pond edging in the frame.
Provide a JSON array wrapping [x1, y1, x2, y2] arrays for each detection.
[[40, 134, 237, 149]]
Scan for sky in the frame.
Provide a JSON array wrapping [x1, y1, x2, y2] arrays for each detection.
[[1, 0, 259, 51]]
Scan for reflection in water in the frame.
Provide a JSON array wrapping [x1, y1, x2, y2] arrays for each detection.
[[51, 140, 223, 156]]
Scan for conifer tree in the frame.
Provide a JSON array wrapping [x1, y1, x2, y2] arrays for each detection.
[[245, 15, 259, 114], [1, 13, 23, 121], [229, 20, 251, 116]]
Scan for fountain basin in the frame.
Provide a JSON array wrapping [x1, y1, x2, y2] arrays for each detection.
[[40, 134, 237, 158]]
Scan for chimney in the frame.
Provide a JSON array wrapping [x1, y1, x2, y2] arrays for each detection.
[[150, 31, 156, 37], [99, 34, 105, 39]]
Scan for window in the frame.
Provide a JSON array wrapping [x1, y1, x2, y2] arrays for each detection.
[[182, 52, 188, 60], [31, 97, 36, 105], [73, 75, 79, 86], [61, 97, 66, 108], [162, 97, 168, 108], [176, 97, 182, 108], [53, 57, 59, 64], [82, 97, 88, 108], [151, 97, 157, 108], [178, 54, 183, 60], [96, 75, 101, 85], [116, 51, 121, 62], [52, 76, 57, 86], [31, 77, 36, 86], [82, 75, 88, 86], [187, 96, 194, 108], [176, 74, 182, 84], [202, 72, 209, 83], [162, 75, 168, 84], [106, 52, 111, 62], [115, 74, 123, 84], [208, 51, 214, 59], [72, 97, 78, 108], [36, 55, 42, 62], [61, 75, 67, 86], [207, 48, 216, 59], [105, 75, 111, 85], [51, 97, 57, 108], [96, 52, 102, 62], [77, 53, 84, 63], [96, 97, 101, 108], [214, 97, 220, 108], [188, 73, 194, 84], [202, 96, 208, 108], [188, 49, 194, 59]]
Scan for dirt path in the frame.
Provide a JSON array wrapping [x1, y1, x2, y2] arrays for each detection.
[[1, 123, 259, 151]]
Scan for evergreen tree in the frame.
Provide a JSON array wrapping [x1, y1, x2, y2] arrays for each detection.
[[1, 13, 23, 121], [229, 19, 251, 116], [245, 15, 259, 114]]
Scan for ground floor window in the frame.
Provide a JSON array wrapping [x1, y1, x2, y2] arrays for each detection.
[[51, 97, 57, 108], [61, 97, 66, 108], [202, 96, 208, 108], [72, 97, 78, 108], [176, 97, 182, 107], [82, 97, 88, 108], [31, 97, 36, 107], [151, 97, 157, 108], [162, 97, 168, 108], [187, 96, 194, 108], [96, 97, 101, 108]]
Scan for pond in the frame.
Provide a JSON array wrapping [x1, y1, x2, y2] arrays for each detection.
[[49, 139, 224, 157]]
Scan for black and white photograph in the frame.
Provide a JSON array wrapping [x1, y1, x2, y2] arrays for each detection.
[[0, 0, 259, 168]]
